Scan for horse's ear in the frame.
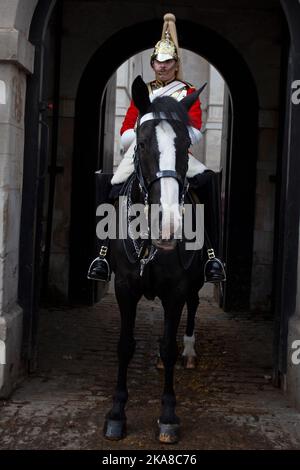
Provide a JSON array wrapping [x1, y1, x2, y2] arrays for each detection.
[[132, 75, 151, 115], [181, 82, 207, 111]]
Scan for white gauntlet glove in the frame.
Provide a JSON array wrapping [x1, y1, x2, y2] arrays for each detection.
[[120, 128, 136, 153], [188, 126, 203, 145]]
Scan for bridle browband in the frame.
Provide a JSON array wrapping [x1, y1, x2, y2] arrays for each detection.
[[139, 112, 182, 126]]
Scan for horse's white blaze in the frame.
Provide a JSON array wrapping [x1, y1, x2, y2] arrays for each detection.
[[155, 121, 181, 239]]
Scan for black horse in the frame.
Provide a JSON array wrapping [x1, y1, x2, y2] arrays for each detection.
[[104, 76, 205, 444]]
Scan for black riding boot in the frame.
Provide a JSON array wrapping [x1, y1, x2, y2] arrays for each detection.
[[87, 181, 125, 282], [87, 243, 111, 282], [188, 170, 226, 283]]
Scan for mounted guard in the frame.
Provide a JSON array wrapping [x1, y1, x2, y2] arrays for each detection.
[[88, 12, 226, 285]]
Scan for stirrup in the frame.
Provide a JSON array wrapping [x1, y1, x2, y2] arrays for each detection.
[[87, 256, 111, 282], [204, 258, 226, 282], [204, 249, 226, 283]]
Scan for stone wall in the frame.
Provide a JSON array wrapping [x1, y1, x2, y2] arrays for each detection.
[[0, 0, 38, 396]]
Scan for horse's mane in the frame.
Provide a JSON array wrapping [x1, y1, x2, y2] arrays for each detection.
[[149, 96, 190, 127]]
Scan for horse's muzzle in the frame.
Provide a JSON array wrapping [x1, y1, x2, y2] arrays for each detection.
[[152, 239, 177, 251]]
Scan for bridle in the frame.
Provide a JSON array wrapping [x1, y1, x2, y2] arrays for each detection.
[[124, 112, 191, 276], [134, 113, 190, 213]]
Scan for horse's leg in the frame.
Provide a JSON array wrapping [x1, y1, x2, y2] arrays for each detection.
[[156, 290, 199, 370], [103, 284, 140, 440], [183, 290, 199, 369], [157, 297, 185, 444]]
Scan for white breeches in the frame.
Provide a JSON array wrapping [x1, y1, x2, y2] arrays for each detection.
[[111, 139, 207, 185]]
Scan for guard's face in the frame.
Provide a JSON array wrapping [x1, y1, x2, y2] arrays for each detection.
[[152, 59, 178, 83]]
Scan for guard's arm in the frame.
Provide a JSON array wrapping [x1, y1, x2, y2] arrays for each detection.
[[120, 100, 139, 152], [186, 87, 203, 144]]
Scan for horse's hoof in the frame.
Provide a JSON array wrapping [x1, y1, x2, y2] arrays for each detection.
[[157, 420, 180, 444], [156, 357, 164, 369], [183, 355, 196, 369], [103, 418, 127, 440]]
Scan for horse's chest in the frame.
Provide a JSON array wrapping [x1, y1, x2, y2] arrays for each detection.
[[141, 259, 187, 299]]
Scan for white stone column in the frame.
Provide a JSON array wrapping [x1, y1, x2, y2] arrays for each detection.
[[0, 27, 34, 396], [114, 60, 132, 171], [203, 65, 224, 171]]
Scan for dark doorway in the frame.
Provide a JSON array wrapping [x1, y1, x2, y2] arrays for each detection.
[[18, 0, 60, 369]]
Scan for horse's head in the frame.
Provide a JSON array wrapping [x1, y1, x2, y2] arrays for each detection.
[[132, 76, 203, 252]]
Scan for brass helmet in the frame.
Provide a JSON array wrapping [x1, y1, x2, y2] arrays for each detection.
[[151, 35, 178, 63], [150, 13, 183, 79]]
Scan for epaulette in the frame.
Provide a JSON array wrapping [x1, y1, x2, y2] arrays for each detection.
[[147, 80, 163, 92]]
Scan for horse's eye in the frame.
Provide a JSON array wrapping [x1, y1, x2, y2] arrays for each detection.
[[138, 142, 145, 151]]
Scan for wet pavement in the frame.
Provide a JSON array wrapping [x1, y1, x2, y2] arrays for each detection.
[[1, 290, 300, 450]]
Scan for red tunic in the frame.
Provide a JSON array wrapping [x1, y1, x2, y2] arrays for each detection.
[[120, 84, 202, 135]]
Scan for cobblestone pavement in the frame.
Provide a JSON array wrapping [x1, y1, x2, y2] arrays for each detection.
[[1, 291, 300, 450]]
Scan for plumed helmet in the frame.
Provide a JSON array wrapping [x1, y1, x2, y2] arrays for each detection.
[[150, 13, 183, 79]]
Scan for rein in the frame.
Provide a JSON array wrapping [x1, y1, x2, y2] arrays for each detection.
[[121, 175, 157, 276]]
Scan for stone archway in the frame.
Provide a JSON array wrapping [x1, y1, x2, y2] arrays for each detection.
[[2, 0, 298, 403]]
